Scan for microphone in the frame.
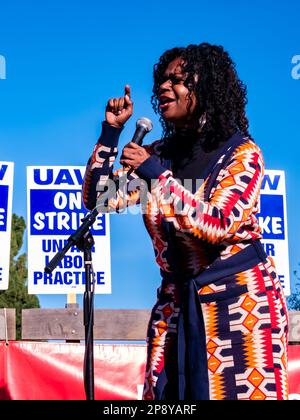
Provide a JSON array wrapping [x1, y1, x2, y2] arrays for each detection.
[[131, 117, 153, 145], [122, 117, 153, 175]]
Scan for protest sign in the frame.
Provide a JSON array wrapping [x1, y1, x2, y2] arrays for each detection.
[[0, 162, 14, 290], [27, 166, 111, 294]]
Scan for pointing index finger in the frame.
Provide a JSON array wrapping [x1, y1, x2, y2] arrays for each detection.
[[125, 84, 131, 98]]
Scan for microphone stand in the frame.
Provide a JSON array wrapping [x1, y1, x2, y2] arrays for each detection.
[[45, 207, 99, 400]]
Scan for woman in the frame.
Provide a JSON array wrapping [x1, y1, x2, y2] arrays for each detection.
[[83, 43, 289, 400]]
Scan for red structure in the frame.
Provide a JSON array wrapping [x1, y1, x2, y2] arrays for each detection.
[[0, 342, 299, 400]]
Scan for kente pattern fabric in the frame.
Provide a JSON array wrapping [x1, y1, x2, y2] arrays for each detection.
[[83, 122, 289, 400]]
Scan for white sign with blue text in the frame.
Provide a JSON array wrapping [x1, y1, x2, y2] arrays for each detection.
[[258, 170, 290, 296], [0, 162, 14, 290], [27, 166, 111, 294]]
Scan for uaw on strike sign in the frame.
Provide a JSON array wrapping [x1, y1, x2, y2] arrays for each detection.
[[0, 162, 14, 290], [258, 170, 290, 295], [27, 167, 111, 295]]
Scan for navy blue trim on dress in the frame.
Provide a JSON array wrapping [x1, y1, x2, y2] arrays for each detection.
[[202, 131, 248, 201], [98, 121, 124, 147], [193, 240, 267, 290], [202, 131, 246, 181]]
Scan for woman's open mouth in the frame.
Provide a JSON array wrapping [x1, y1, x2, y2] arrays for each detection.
[[159, 97, 176, 110]]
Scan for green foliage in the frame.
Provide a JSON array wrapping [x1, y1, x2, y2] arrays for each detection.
[[0, 214, 40, 339], [287, 267, 300, 311], [287, 282, 300, 311]]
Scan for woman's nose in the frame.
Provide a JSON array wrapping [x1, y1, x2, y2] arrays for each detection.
[[159, 79, 172, 93]]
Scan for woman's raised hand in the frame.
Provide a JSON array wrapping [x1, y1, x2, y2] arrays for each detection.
[[105, 85, 133, 128]]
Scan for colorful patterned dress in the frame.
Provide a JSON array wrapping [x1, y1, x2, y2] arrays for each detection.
[[83, 122, 289, 400]]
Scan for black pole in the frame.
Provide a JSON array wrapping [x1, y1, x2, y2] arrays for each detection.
[[82, 235, 95, 400], [45, 208, 99, 400]]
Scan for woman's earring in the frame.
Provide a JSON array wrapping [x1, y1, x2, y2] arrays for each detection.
[[197, 112, 207, 133]]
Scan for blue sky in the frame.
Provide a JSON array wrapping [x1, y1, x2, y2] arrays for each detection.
[[1, 0, 300, 309]]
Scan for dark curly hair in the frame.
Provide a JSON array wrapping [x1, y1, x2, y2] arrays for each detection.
[[152, 43, 251, 149]]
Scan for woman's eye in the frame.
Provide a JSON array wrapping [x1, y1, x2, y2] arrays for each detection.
[[159, 75, 185, 86], [170, 75, 183, 84]]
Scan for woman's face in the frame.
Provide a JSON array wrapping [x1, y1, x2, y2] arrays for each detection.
[[158, 57, 198, 128]]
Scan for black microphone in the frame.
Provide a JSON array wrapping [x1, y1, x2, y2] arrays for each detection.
[[131, 117, 153, 145]]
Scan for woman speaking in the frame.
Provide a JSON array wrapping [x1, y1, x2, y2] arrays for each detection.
[[83, 43, 289, 400]]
